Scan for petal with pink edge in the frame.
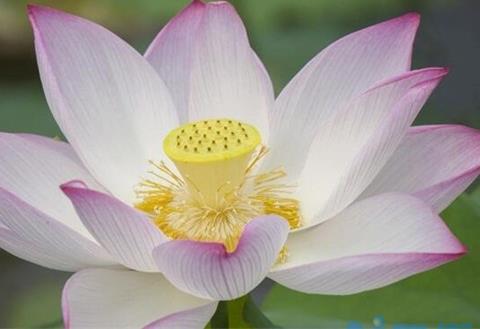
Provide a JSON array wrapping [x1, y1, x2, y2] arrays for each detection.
[[146, 1, 274, 129], [154, 215, 289, 300], [0, 188, 114, 271], [266, 13, 420, 177], [361, 125, 480, 212], [175, 1, 273, 138], [0, 133, 103, 238], [28, 5, 178, 202], [62, 268, 217, 329], [269, 193, 465, 295], [62, 182, 168, 272], [297, 69, 447, 227], [144, 1, 205, 123]]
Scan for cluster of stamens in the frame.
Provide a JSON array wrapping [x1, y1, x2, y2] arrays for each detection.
[[135, 118, 302, 256]]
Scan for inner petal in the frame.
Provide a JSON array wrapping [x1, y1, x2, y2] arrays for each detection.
[[135, 118, 301, 252]]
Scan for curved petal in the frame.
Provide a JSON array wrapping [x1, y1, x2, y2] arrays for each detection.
[[297, 69, 447, 226], [28, 5, 178, 202], [269, 193, 465, 295], [144, 1, 205, 123], [360, 125, 480, 212], [62, 268, 217, 329], [144, 304, 218, 329], [154, 215, 289, 300], [62, 182, 168, 272], [266, 13, 420, 177], [183, 1, 273, 138], [0, 133, 103, 237], [0, 188, 114, 271]]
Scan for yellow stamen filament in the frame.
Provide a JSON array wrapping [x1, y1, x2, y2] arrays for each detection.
[[135, 119, 302, 256]]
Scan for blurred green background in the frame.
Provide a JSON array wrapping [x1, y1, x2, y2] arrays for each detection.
[[0, 0, 479, 328]]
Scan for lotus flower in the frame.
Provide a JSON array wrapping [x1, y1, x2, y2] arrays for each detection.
[[1, 0, 478, 328]]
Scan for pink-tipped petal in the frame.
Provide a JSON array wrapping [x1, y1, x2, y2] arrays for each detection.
[[62, 183, 168, 272], [143, 304, 218, 329], [145, 0, 205, 123], [28, 5, 178, 202], [166, 1, 272, 138], [154, 215, 289, 300], [62, 269, 216, 329], [0, 133, 103, 238], [361, 125, 480, 212], [0, 188, 114, 271], [269, 193, 465, 295], [267, 13, 420, 177], [297, 69, 447, 227]]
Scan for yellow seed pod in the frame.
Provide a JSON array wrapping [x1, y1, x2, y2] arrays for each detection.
[[163, 118, 261, 207]]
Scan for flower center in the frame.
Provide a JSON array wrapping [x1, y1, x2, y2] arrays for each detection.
[[135, 118, 301, 253]]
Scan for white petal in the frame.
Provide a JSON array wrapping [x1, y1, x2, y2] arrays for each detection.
[[63, 268, 217, 329], [266, 13, 420, 177], [0, 188, 114, 271], [29, 5, 178, 202], [62, 183, 167, 272], [269, 193, 465, 295], [297, 69, 447, 226], [361, 125, 480, 212], [185, 1, 273, 139], [144, 1, 205, 123], [0, 133, 102, 237]]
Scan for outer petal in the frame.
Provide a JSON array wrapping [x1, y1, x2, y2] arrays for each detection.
[[0, 133, 103, 238], [266, 13, 420, 177], [269, 193, 465, 295], [0, 188, 114, 271], [28, 5, 178, 202], [297, 69, 447, 226], [184, 1, 273, 138], [144, 1, 205, 123], [62, 268, 217, 329], [62, 182, 167, 272], [154, 215, 289, 300], [361, 125, 480, 212], [144, 304, 218, 329]]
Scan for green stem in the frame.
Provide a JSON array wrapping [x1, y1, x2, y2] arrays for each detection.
[[227, 295, 251, 328], [208, 294, 278, 328]]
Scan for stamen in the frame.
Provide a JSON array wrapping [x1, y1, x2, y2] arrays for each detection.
[[135, 119, 302, 255]]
